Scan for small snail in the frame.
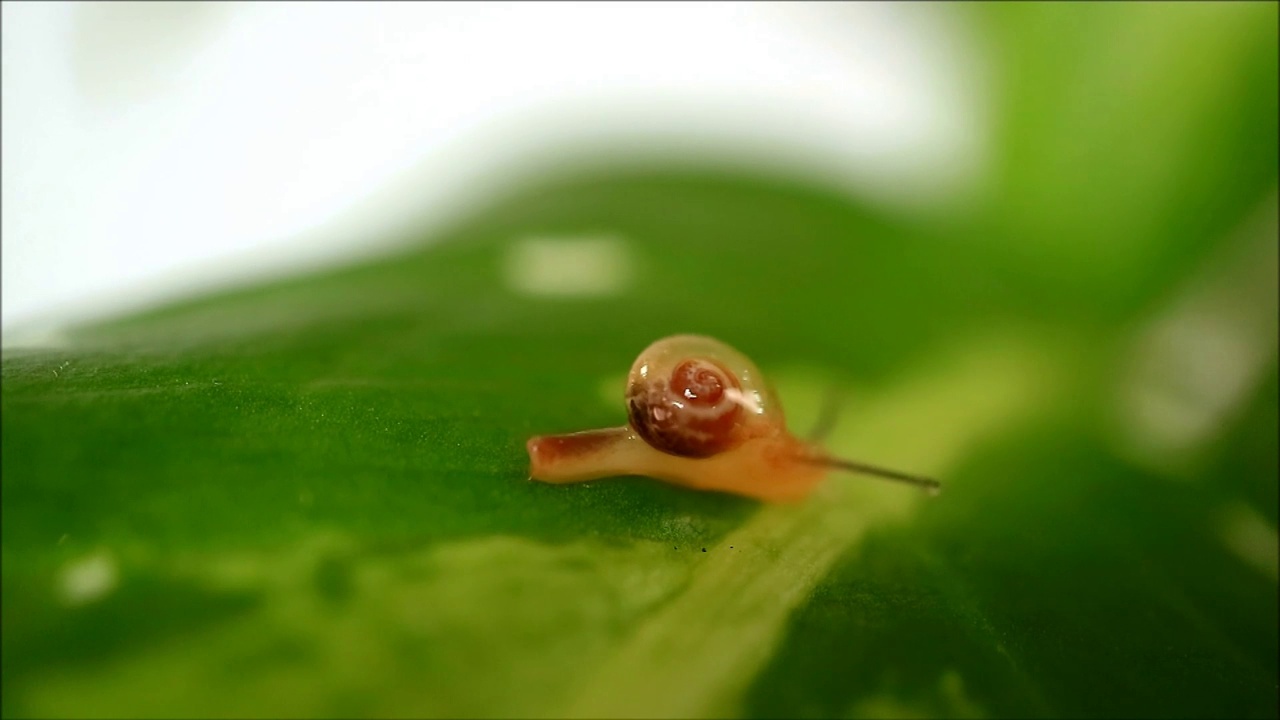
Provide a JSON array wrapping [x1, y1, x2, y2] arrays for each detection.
[[526, 335, 940, 503]]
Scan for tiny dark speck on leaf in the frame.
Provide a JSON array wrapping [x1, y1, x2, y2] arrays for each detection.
[[702, 548, 707, 552]]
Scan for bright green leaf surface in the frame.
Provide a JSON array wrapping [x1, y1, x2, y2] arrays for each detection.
[[3, 4, 1277, 718]]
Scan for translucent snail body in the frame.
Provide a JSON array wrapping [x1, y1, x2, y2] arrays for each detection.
[[526, 335, 940, 503]]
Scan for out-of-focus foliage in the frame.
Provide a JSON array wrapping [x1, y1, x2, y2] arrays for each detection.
[[2, 3, 1276, 718]]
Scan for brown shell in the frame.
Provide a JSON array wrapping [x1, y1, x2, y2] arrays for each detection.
[[625, 335, 783, 458]]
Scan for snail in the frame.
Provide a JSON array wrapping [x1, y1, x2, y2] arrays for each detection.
[[526, 334, 940, 503]]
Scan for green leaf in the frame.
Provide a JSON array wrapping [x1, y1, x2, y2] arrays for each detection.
[[4, 165, 1276, 718]]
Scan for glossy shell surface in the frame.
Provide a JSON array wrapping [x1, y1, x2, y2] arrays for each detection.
[[625, 334, 783, 457]]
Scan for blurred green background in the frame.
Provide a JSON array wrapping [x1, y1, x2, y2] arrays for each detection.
[[2, 3, 1277, 718]]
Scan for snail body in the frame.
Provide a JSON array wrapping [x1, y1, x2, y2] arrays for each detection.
[[526, 335, 938, 503]]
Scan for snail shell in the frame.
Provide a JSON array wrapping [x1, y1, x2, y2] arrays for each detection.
[[625, 335, 782, 458]]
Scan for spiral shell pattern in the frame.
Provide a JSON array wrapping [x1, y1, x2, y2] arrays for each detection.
[[627, 357, 745, 458]]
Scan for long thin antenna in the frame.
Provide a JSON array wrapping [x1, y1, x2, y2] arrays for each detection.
[[806, 456, 942, 495]]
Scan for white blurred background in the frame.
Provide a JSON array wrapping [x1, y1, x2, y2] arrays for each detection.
[[1, 1, 987, 337]]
